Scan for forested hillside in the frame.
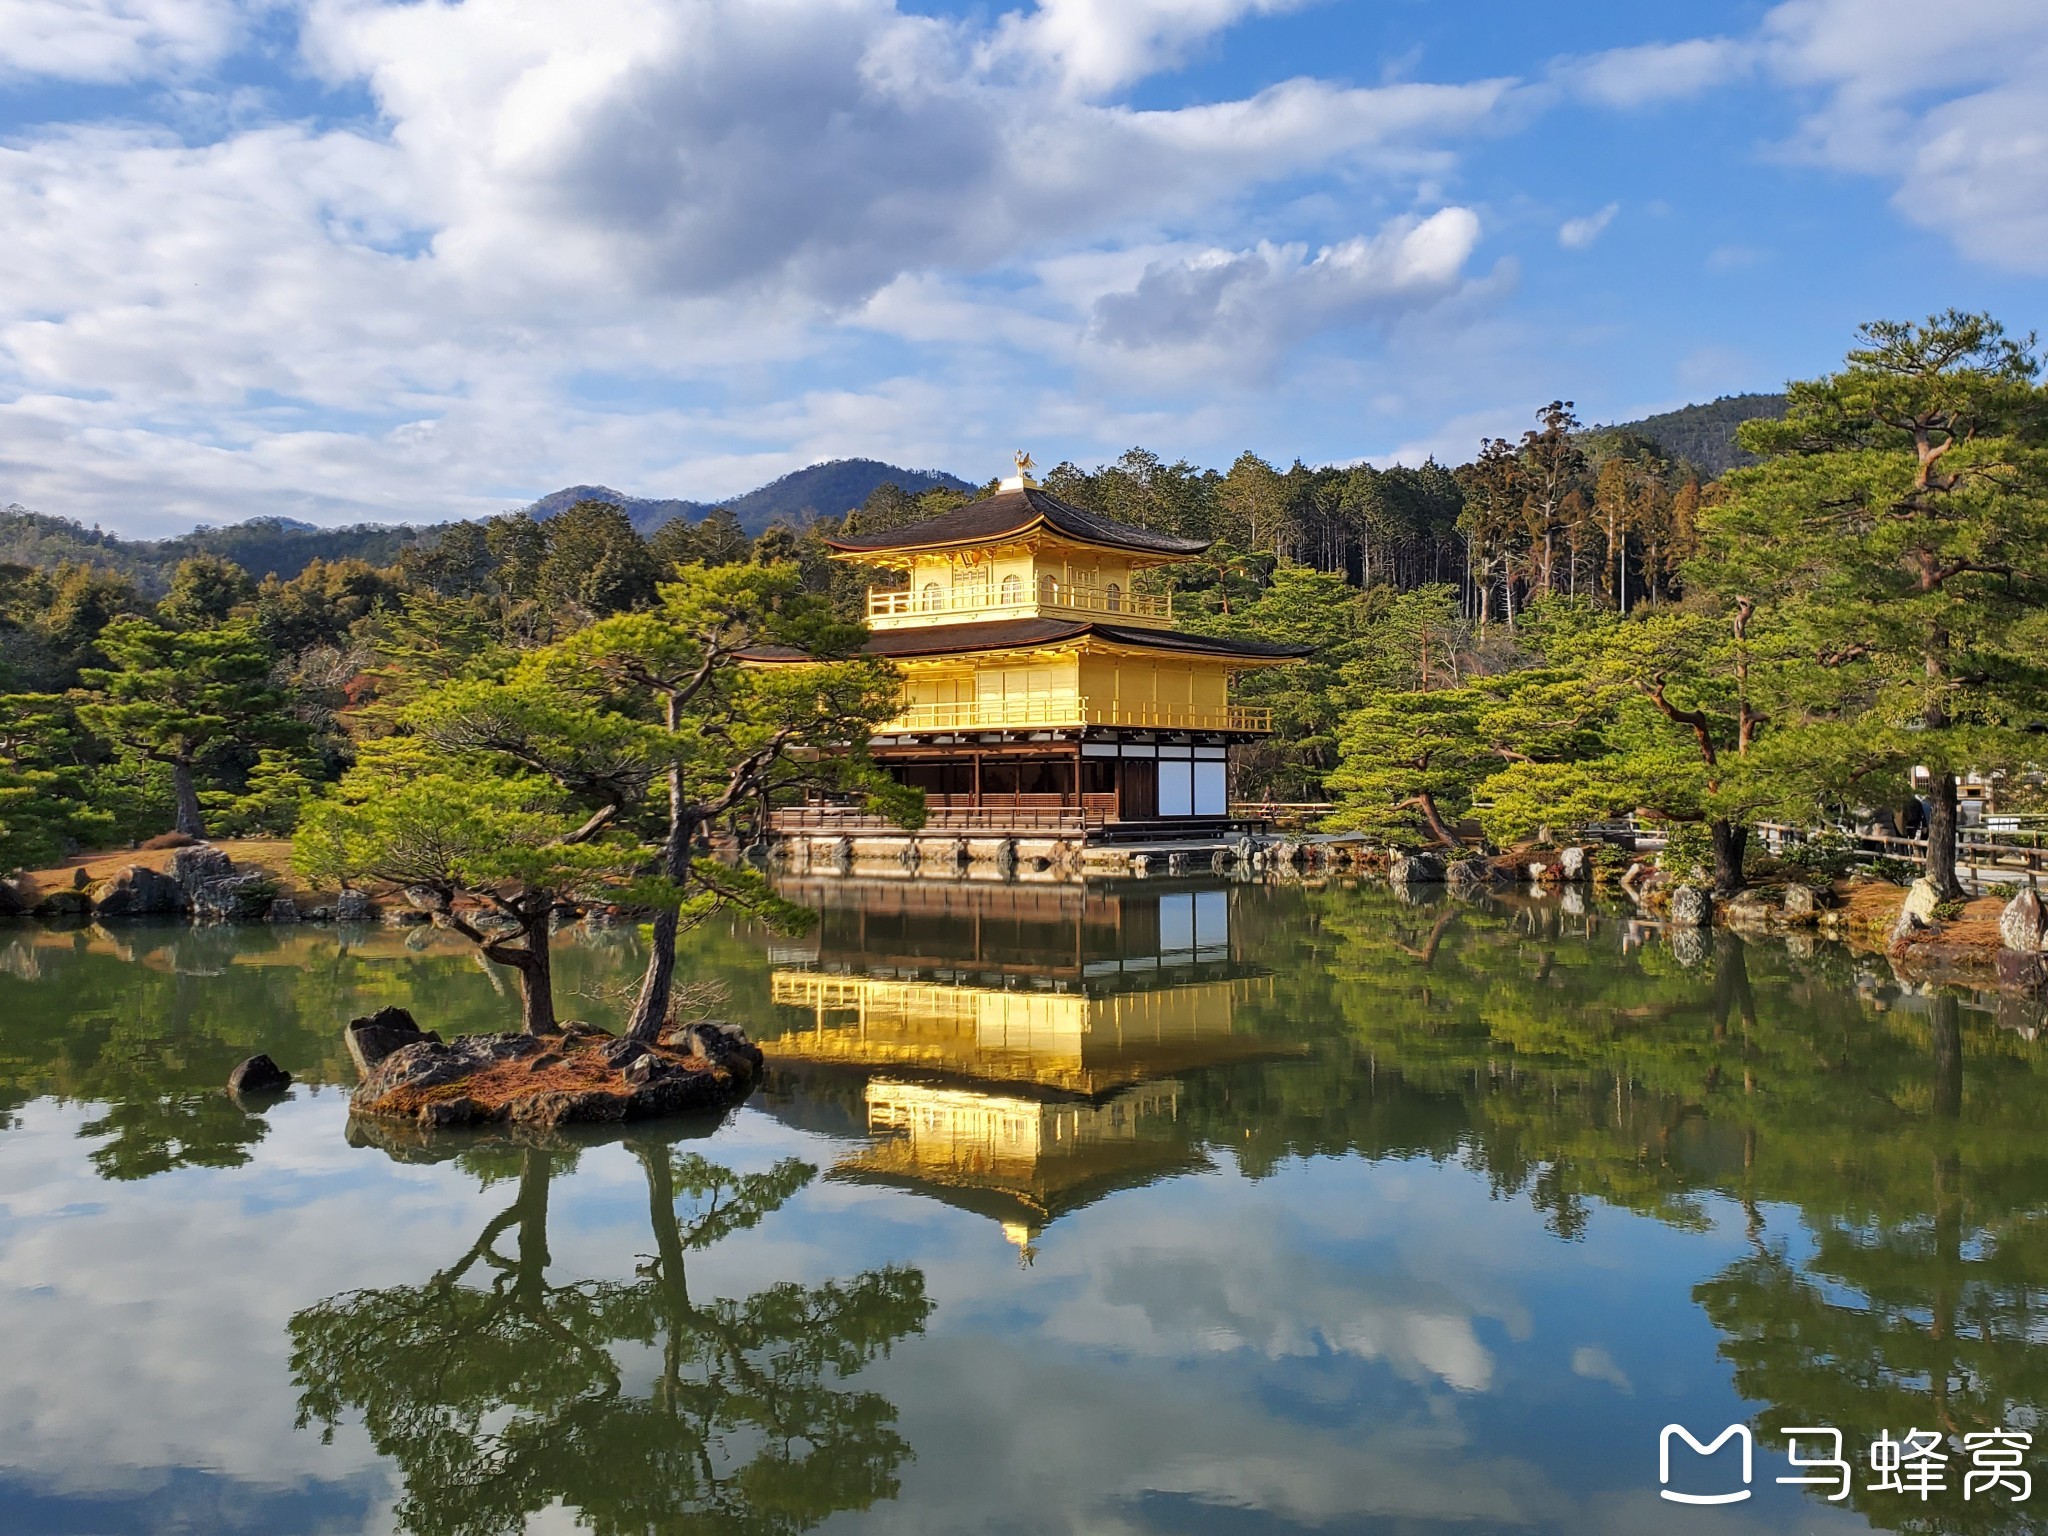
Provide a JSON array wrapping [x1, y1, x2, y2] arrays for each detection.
[[1598, 393, 1788, 476], [0, 508, 427, 595], [719, 459, 973, 532]]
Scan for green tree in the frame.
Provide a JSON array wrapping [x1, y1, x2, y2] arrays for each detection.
[[550, 562, 918, 1041], [1517, 401, 1588, 602], [1185, 565, 1379, 799], [538, 500, 660, 618], [1484, 603, 1798, 891], [295, 739, 650, 1035], [253, 556, 398, 653], [199, 748, 316, 837], [75, 617, 298, 837], [1703, 312, 2048, 896], [157, 554, 256, 629], [1329, 657, 1606, 847], [0, 692, 111, 870]]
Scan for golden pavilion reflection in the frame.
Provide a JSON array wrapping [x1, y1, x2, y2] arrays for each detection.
[[762, 877, 1290, 1253]]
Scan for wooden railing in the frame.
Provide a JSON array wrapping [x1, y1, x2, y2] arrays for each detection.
[[1754, 821, 2048, 881], [883, 696, 1271, 733], [769, 802, 1111, 833], [866, 577, 1171, 625]]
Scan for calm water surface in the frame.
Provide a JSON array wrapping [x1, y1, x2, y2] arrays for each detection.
[[2, 876, 2042, 1535]]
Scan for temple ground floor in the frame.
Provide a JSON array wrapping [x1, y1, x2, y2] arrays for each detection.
[[768, 727, 1270, 863]]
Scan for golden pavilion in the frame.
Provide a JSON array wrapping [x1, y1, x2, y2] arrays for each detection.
[[757, 455, 1308, 852]]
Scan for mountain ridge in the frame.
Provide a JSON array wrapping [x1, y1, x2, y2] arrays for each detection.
[[0, 458, 975, 589], [522, 459, 974, 536]]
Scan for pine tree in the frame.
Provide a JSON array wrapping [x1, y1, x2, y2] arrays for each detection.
[[75, 617, 298, 837], [1699, 311, 2048, 895]]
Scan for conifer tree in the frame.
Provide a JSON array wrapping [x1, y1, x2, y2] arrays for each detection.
[[1699, 311, 2048, 895], [75, 617, 297, 837], [549, 562, 915, 1041]]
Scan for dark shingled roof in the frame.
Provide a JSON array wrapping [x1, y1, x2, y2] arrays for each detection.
[[824, 486, 1210, 558], [741, 617, 1309, 663]]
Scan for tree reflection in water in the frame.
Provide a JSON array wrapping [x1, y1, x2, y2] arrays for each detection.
[[1256, 890, 2048, 1536], [289, 1131, 931, 1536]]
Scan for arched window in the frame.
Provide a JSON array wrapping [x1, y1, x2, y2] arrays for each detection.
[[1000, 574, 1021, 605], [1105, 582, 1122, 613], [921, 582, 943, 611]]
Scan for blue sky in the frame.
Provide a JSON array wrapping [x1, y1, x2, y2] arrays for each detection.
[[1, 0, 2042, 535]]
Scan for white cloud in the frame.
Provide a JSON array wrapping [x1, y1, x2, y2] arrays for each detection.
[[1763, 0, 2048, 273], [1085, 207, 1483, 376], [1557, 37, 1751, 109], [0, 0, 1521, 528], [989, 0, 1315, 97], [0, 0, 250, 81], [1557, 202, 1618, 249]]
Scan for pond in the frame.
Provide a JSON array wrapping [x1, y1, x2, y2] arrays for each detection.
[[1, 875, 2043, 1535]]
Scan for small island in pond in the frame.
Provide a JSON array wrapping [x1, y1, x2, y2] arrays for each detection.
[[345, 1007, 764, 1131]]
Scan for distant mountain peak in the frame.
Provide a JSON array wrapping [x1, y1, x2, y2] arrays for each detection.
[[520, 459, 972, 535]]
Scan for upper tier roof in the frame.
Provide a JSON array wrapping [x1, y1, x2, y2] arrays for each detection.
[[741, 616, 1310, 663], [824, 486, 1210, 558]]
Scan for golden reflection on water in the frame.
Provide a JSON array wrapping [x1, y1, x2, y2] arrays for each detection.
[[765, 875, 1301, 1250]]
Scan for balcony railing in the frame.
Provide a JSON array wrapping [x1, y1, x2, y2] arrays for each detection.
[[768, 801, 1111, 834], [880, 696, 1271, 733], [867, 577, 1171, 625]]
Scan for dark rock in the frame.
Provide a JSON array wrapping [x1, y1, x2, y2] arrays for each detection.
[[90, 864, 183, 917], [351, 1021, 762, 1130], [196, 875, 273, 922], [418, 1097, 483, 1129], [227, 1054, 292, 1095], [0, 881, 24, 918], [266, 897, 301, 924], [170, 843, 234, 895], [334, 889, 374, 922], [1389, 851, 1445, 885], [674, 1020, 766, 1085], [170, 845, 274, 922], [602, 1037, 649, 1069], [526, 1052, 564, 1072], [346, 1006, 442, 1077], [1669, 886, 1713, 928], [382, 909, 430, 927], [33, 889, 92, 919]]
